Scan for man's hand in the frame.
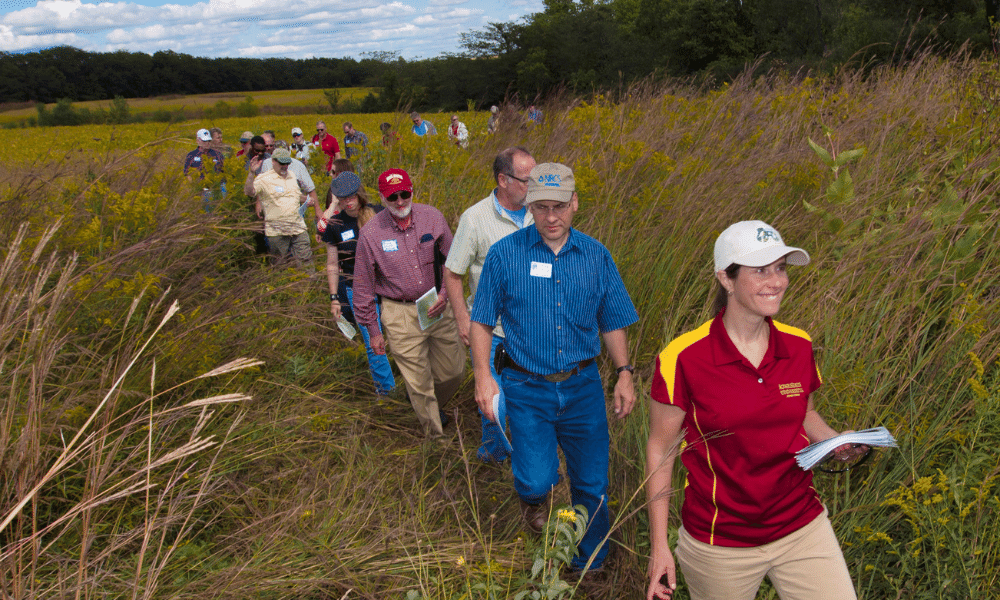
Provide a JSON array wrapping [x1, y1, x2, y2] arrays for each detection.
[[248, 155, 263, 173], [613, 371, 636, 419], [475, 375, 500, 423], [427, 294, 448, 318], [330, 300, 341, 319], [370, 333, 386, 355]]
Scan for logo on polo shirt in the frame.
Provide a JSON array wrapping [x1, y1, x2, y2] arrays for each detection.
[[779, 382, 804, 398], [756, 227, 780, 243]]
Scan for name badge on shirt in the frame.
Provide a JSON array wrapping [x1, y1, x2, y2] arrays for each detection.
[[193, 156, 201, 162], [340, 229, 355, 242], [530, 261, 552, 278], [274, 185, 285, 193], [382, 239, 399, 252]]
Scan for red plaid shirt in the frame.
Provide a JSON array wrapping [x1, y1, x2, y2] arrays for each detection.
[[353, 203, 453, 338]]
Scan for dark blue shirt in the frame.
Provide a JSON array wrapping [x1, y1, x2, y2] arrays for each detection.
[[471, 226, 638, 375]]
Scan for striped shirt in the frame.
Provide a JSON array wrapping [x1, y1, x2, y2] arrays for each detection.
[[353, 203, 453, 338], [650, 313, 823, 546], [470, 226, 637, 375], [444, 189, 534, 338]]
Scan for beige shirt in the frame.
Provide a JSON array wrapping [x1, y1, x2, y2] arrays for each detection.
[[253, 169, 306, 236], [444, 190, 533, 338]]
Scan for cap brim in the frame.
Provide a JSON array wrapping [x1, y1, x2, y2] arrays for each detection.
[[525, 189, 573, 204], [733, 246, 810, 268]]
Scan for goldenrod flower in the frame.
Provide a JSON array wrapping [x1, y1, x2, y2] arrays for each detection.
[[557, 509, 577, 523]]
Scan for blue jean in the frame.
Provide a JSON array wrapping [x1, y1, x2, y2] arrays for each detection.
[[475, 335, 513, 462], [345, 286, 395, 395], [502, 361, 610, 570]]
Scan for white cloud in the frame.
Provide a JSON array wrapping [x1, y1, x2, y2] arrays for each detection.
[[0, 0, 536, 58]]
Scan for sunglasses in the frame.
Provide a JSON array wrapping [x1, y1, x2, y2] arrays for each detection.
[[316, 128, 325, 132], [386, 191, 412, 202]]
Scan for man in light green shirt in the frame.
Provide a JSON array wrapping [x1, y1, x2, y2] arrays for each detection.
[[443, 146, 536, 463]]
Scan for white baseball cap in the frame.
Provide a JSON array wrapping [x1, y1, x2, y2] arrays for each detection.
[[713, 220, 810, 272], [196, 128, 212, 142]]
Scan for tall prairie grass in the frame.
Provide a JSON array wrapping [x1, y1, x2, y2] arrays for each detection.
[[1, 51, 998, 598]]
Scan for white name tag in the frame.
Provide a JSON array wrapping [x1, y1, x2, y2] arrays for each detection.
[[530, 261, 552, 278], [382, 239, 398, 252], [274, 186, 284, 194], [340, 229, 355, 241]]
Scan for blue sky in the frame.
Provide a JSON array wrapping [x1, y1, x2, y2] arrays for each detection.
[[0, 0, 541, 59]]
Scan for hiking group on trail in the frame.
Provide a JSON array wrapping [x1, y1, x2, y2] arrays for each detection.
[[183, 114, 867, 596]]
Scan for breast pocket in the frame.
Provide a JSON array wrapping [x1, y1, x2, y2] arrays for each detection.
[[417, 236, 438, 266]]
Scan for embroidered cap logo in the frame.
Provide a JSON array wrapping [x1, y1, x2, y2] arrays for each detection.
[[539, 174, 562, 187], [756, 227, 781, 243], [385, 173, 404, 186]]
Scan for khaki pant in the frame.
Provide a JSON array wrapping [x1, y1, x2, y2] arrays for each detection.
[[381, 300, 465, 437], [267, 232, 312, 266], [676, 507, 857, 600]]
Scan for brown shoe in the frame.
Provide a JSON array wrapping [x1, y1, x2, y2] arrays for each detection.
[[520, 500, 548, 533]]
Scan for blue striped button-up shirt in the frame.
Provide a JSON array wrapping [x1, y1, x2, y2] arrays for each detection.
[[471, 225, 638, 375]]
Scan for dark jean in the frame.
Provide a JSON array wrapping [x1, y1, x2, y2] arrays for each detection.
[[502, 361, 611, 570]]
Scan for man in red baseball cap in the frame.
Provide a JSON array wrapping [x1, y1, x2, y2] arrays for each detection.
[[352, 168, 465, 437]]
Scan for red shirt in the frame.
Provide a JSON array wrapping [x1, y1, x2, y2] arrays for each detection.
[[651, 312, 823, 547], [311, 133, 341, 173], [352, 203, 453, 338]]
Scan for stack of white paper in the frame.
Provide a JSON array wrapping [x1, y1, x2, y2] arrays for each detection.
[[795, 426, 898, 470]]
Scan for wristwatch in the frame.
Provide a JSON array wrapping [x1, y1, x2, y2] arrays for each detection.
[[330, 293, 337, 301], [616, 364, 634, 375]]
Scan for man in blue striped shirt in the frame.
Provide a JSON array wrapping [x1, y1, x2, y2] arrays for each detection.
[[469, 163, 638, 573]]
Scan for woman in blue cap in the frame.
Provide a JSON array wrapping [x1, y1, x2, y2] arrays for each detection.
[[319, 171, 395, 395]]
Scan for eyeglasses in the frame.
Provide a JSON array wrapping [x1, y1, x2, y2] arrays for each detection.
[[504, 172, 529, 184], [386, 191, 412, 203], [316, 128, 325, 132], [529, 203, 571, 215]]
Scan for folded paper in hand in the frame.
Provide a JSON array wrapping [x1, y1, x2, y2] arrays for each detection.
[[795, 426, 898, 470]]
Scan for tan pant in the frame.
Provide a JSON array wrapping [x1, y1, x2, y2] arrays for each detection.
[[676, 507, 857, 600], [381, 299, 465, 437]]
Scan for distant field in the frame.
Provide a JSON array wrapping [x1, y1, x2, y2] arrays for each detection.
[[0, 88, 375, 123]]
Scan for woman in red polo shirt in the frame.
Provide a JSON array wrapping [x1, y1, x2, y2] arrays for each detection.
[[645, 221, 858, 600]]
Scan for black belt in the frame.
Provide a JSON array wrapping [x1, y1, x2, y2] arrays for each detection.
[[382, 296, 416, 304], [506, 356, 595, 383]]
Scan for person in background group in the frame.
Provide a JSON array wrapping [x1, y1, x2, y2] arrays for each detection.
[[244, 148, 312, 266], [236, 131, 253, 158], [645, 220, 862, 600], [312, 120, 342, 175], [444, 146, 536, 464], [184, 128, 224, 181], [448, 115, 469, 148], [342, 122, 368, 160], [470, 163, 638, 574], [209, 127, 232, 157], [381, 122, 399, 146], [245, 135, 270, 174], [263, 131, 277, 155], [353, 168, 465, 438], [260, 140, 319, 224], [319, 171, 396, 396], [487, 105, 500, 134], [410, 112, 437, 136], [527, 104, 543, 125], [291, 127, 312, 163]]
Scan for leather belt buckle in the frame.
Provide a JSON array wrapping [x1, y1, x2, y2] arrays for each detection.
[[543, 370, 573, 383]]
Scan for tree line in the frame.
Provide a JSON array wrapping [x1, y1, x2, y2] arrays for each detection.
[[1, 0, 995, 112]]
